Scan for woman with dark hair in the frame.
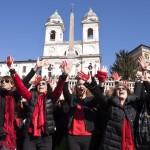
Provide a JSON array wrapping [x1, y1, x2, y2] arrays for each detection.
[[0, 75, 20, 150], [0, 57, 45, 150], [15, 58, 47, 150], [63, 71, 98, 150], [9, 61, 71, 150]]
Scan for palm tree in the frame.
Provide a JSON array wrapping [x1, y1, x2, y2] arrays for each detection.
[[110, 50, 137, 80]]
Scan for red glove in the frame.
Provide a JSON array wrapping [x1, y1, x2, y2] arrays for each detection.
[[111, 72, 121, 81], [6, 56, 14, 67], [95, 70, 108, 82], [76, 71, 90, 81], [33, 75, 43, 85]]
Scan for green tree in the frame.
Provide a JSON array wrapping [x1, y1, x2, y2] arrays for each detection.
[[110, 50, 137, 80]]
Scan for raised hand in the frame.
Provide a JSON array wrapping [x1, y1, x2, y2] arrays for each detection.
[[138, 56, 148, 70], [111, 72, 121, 81], [76, 71, 90, 82], [33, 75, 43, 85], [60, 60, 72, 75], [35, 57, 49, 70], [6, 56, 14, 68], [95, 66, 108, 82]]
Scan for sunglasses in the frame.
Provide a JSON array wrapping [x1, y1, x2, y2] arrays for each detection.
[[1, 79, 11, 84], [37, 81, 47, 86]]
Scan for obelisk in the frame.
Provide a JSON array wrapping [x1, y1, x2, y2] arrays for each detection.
[[67, 8, 75, 58]]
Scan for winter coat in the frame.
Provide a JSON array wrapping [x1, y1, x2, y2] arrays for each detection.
[[11, 72, 67, 136], [85, 80, 143, 150], [63, 82, 97, 133]]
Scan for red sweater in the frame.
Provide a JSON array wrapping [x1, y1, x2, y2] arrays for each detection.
[[12, 73, 66, 136], [69, 104, 92, 136]]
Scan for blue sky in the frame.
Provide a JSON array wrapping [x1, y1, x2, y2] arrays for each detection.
[[0, 0, 150, 69]]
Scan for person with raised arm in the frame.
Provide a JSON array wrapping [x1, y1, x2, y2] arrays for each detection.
[[22, 57, 48, 89], [0, 56, 20, 150], [8, 58, 71, 150], [135, 56, 150, 150], [15, 57, 49, 150], [62, 70, 100, 150], [84, 66, 144, 150]]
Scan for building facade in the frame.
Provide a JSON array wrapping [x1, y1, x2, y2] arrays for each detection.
[[129, 44, 150, 64], [41, 8, 101, 78]]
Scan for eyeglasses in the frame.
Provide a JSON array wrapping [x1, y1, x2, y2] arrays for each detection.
[[37, 81, 47, 86], [1, 79, 11, 84]]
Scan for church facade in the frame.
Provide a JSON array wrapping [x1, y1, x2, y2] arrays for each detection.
[[41, 8, 101, 78]]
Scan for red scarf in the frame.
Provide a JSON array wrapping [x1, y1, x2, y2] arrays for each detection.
[[121, 117, 135, 150], [2, 96, 16, 150], [28, 93, 46, 136]]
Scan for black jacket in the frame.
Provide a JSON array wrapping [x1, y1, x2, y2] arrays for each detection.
[[135, 81, 150, 150], [26, 91, 55, 134], [63, 82, 97, 133], [85, 80, 142, 150]]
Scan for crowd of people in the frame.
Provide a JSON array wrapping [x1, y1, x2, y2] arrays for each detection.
[[0, 56, 150, 150]]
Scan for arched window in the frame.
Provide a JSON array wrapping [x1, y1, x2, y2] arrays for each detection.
[[50, 30, 56, 40], [87, 28, 93, 39]]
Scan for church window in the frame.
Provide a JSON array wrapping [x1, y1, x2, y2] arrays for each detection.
[[50, 30, 56, 41], [22, 66, 26, 73], [87, 28, 93, 39]]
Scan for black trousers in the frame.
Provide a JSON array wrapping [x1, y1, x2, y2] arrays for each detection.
[[23, 134, 52, 150], [68, 135, 91, 150]]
